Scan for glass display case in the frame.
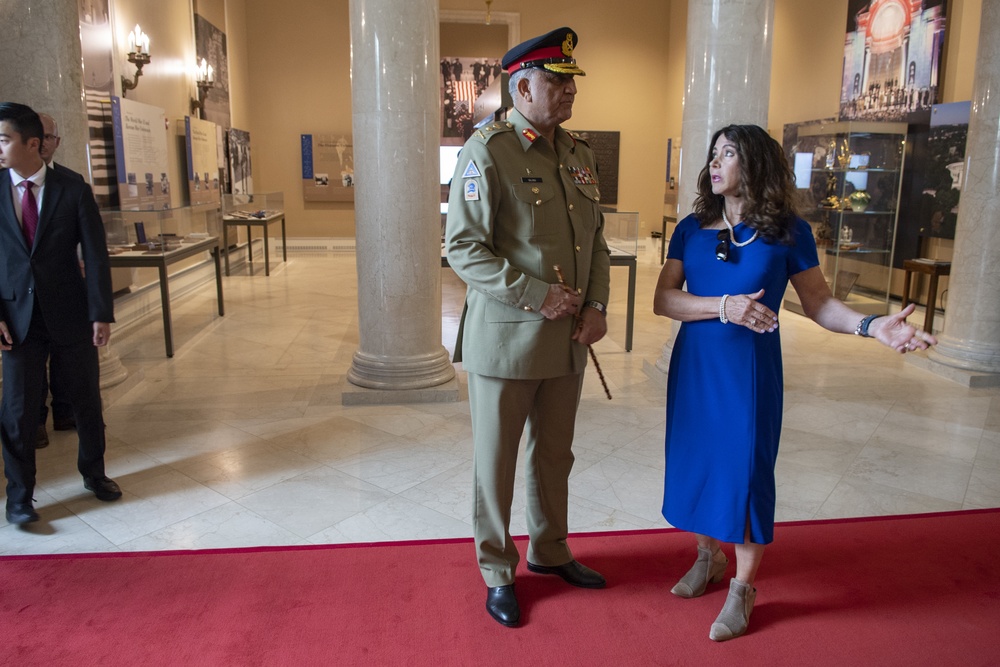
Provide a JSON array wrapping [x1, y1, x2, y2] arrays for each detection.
[[783, 120, 907, 316], [602, 209, 639, 257], [103, 203, 224, 357], [103, 202, 221, 256], [221, 191, 284, 220]]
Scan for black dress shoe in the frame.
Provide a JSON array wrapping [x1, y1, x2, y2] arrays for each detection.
[[527, 560, 606, 589], [6, 504, 40, 525], [486, 584, 520, 627], [53, 416, 76, 431], [84, 476, 123, 501], [35, 425, 50, 449]]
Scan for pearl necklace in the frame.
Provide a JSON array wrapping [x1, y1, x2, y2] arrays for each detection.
[[722, 209, 758, 247]]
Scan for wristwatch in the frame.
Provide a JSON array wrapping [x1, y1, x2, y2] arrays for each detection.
[[584, 300, 607, 316]]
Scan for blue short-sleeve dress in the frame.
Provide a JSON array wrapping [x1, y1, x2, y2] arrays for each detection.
[[662, 214, 819, 544]]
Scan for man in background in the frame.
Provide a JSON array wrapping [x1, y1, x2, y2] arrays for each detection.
[[33, 112, 84, 448], [0, 102, 121, 526]]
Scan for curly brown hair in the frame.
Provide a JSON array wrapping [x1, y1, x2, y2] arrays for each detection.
[[693, 124, 798, 244]]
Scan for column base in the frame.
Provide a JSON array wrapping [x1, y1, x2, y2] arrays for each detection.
[[905, 353, 1000, 388], [101, 366, 145, 408], [642, 358, 668, 388], [347, 348, 456, 391], [341, 376, 462, 406]]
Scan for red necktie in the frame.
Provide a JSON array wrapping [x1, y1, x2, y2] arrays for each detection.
[[20, 180, 38, 247]]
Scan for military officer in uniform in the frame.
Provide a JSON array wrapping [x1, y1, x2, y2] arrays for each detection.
[[445, 27, 611, 627]]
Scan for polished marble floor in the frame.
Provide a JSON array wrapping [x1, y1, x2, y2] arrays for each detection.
[[3, 246, 998, 555]]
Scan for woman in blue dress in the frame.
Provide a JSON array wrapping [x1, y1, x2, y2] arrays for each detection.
[[653, 125, 936, 641]]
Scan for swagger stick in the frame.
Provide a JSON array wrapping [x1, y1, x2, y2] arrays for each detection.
[[553, 265, 612, 400]]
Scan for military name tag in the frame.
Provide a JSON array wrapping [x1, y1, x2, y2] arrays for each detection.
[[521, 177, 542, 183]]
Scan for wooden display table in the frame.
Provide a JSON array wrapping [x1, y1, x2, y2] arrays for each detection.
[[109, 236, 225, 357], [901, 259, 951, 333], [222, 212, 287, 276]]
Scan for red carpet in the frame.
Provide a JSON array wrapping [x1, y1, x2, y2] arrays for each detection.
[[2, 509, 998, 666]]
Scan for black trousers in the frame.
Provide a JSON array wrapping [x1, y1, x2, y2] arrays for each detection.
[[40, 359, 75, 424], [1, 304, 106, 508]]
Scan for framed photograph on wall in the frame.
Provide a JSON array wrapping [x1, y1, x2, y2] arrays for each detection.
[[441, 57, 503, 145], [227, 128, 253, 195], [194, 13, 231, 129], [839, 0, 947, 123]]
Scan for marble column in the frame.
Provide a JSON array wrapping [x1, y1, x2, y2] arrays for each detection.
[[919, 2, 1000, 386], [676, 0, 776, 221], [345, 0, 457, 404], [0, 0, 90, 177], [0, 0, 129, 395], [647, 0, 776, 380]]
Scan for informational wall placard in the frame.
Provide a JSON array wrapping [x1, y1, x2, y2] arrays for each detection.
[[185, 116, 221, 206], [569, 130, 620, 207], [110, 97, 170, 210], [300, 134, 354, 202]]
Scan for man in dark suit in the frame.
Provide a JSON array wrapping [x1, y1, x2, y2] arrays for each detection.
[[0, 102, 121, 526], [33, 112, 84, 448]]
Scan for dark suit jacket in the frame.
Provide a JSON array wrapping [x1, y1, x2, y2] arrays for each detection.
[[0, 166, 114, 346], [51, 161, 86, 182]]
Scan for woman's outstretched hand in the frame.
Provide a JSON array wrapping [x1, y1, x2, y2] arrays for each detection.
[[871, 303, 938, 353]]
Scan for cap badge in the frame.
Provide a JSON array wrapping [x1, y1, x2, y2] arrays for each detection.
[[562, 33, 575, 57]]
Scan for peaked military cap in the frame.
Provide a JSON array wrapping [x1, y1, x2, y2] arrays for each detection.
[[501, 27, 586, 76]]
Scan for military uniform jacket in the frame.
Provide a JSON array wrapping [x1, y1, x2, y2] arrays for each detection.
[[445, 108, 610, 379]]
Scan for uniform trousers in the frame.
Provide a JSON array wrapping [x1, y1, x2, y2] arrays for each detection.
[[1, 303, 106, 508], [468, 371, 585, 587]]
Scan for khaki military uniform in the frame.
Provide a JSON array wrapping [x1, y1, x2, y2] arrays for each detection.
[[445, 108, 610, 587]]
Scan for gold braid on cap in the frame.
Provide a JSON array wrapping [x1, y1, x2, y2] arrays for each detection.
[[516, 57, 586, 76]]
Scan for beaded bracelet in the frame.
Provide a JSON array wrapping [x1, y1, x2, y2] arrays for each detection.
[[719, 294, 730, 324]]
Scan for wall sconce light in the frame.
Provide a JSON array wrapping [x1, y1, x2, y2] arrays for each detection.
[[485, 0, 493, 25], [121, 24, 151, 98], [190, 58, 215, 119]]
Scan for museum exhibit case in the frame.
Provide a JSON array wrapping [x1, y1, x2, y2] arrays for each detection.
[[104, 203, 224, 357], [783, 120, 908, 316], [602, 209, 639, 352], [104, 202, 221, 254], [221, 191, 284, 221], [602, 210, 639, 258]]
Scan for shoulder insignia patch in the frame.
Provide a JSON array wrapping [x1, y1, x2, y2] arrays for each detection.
[[462, 160, 482, 179], [464, 180, 480, 201]]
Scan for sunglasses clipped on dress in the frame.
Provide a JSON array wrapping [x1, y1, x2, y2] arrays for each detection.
[[715, 229, 730, 262]]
